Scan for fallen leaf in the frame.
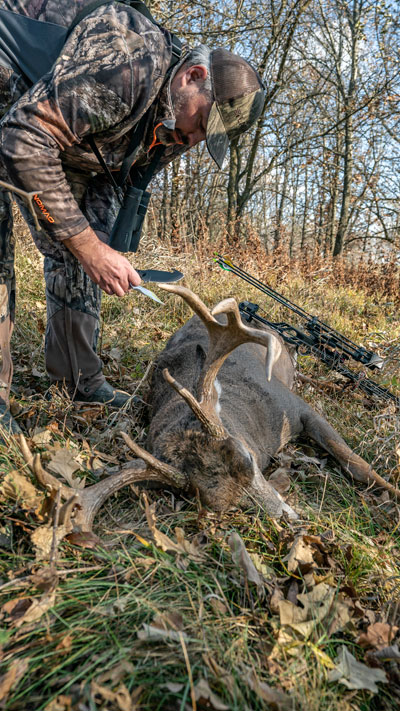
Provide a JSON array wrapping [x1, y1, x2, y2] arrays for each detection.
[[228, 531, 265, 598], [367, 644, 400, 662], [194, 678, 229, 710], [137, 624, 188, 643], [14, 590, 56, 628], [55, 634, 73, 654], [32, 367, 46, 378], [47, 448, 85, 489], [249, 552, 276, 581], [175, 527, 205, 560], [284, 535, 316, 574], [91, 680, 134, 711], [44, 695, 72, 711], [30, 567, 59, 592], [357, 622, 399, 650], [328, 645, 388, 693], [31, 428, 53, 445], [143, 495, 200, 559], [208, 597, 228, 615], [245, 670, 292, 710], [2, 591, 56, 628], [0, 658, 29, 702], [164, 682, 185, 693], [109, 347, 122, 361], [268, 467, 291, 494], [65, 531, 101, 548], [31, 523, 71, 561], [309, 644, 336, 669], [0, 470, 43, 510], [270, 587, 285, 614], [278, 582, 353, 640], [137, 611, 187, 643], [97, 660, 135, 685]]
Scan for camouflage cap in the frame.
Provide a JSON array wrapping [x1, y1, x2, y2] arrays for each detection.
[[206, 48, 265, 169]]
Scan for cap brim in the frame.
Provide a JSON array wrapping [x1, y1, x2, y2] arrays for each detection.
[[206, 102, 230, 170]]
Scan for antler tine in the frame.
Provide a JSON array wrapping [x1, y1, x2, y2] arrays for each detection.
[[158, 283, 218, 325], [120, 431, 188, 488], [200, 299, 281, 411], [73, 449, 191, 533], [17, 434, 72, 500], [162, 368, 225, 439]]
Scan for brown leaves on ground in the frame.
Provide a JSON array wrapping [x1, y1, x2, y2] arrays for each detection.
[[1, 589, 56, 628], [245, 670, 293, 711], [90, 680, 140, 711], [228, 530, 266, 599], [47, 446, 86, 489], [0, 659, 29, 704], [277, 581, 354, 645], [328, 646, 388, 693], [143, 493, 206, 563], [44, 663, 143, 711], [193, 678, 230, 710], [137, 610, 188, 643], [283, 533, 329, 576], [0, 470, 44, 511], [357, 621, 399, 650]]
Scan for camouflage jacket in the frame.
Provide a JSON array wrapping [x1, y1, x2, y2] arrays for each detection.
[[0, 0, 188, 239]]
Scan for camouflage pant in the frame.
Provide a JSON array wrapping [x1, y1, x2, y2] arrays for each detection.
[[0, 170, 120, 397]]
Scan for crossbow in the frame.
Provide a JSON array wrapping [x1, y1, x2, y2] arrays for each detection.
[[215, 255, 399, 407]]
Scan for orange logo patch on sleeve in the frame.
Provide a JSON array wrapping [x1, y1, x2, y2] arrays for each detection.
[[33, 194, 55, 224]]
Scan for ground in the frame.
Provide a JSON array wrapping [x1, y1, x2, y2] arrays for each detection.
[[0, 217, 399, 711]]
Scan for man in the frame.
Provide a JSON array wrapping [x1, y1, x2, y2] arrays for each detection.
[[0, 0, 264, 434]]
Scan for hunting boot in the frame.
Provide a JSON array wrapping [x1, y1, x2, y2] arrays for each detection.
[[74, 380, 131, 407], [0, 397, 22, 437]]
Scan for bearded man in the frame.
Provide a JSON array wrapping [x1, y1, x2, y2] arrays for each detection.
[[0, 0, 264, 434]]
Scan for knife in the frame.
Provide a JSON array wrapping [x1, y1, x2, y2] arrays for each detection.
[[129, 269, 183, 304]]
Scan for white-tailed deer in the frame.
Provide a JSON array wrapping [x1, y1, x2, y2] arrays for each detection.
[[19, 284, 400, 535]]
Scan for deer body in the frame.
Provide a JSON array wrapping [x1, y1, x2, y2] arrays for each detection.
[[19, 284, 399, 535], [147, 314, 299, 469], [145, 292, 388, 519]]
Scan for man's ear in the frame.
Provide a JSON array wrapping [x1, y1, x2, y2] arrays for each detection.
[[185, 65, 208, 84]]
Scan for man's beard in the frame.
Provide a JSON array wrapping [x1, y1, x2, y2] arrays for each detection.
[[156, 86, 191, 146], [157, 87, 203, 146]]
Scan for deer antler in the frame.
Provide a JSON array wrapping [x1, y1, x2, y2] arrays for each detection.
[[158, 284, 281, 437], [18, 433, 188, 534]]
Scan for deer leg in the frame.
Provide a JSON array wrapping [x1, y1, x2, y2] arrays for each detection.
[[300, 404, 400, 501]]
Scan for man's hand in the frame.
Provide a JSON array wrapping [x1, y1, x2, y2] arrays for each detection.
[[64, 227, 141, 296]]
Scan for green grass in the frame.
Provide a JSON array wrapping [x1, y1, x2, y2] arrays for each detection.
[[1, 225, 399, 710]]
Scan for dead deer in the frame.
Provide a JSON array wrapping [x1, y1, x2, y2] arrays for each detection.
[[18, 284, 400, 536]]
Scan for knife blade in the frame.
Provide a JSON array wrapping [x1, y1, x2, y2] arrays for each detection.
[[136, 269, 183, 283], [129, 284, 164, 304]]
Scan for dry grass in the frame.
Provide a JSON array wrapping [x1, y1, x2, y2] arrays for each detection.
[[0, 221, 399, 711]]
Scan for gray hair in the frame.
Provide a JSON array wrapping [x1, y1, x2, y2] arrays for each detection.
[[182, 44, 212, 92]]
